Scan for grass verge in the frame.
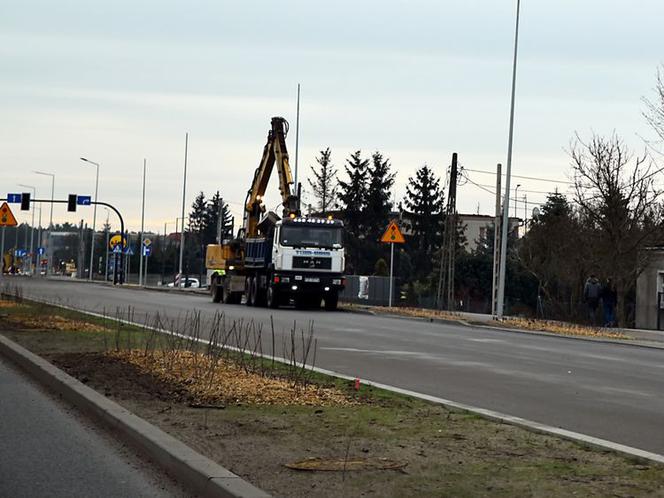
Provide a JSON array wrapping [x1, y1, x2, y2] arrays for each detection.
[[1, 295, 662, 498]]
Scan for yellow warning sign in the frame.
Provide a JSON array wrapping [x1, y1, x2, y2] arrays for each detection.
[[109, 234, 127, 249], [380, 221, 405, 244], [0, 202, 18, 227]]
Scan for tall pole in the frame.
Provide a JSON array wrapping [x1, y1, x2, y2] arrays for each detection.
[[178, 133, 188, 278], [0, 227, 5, 277], [496, 0, 522, 320], [34, 171, 55, 274], [104, 210, 110, 281], [80, 158, 100, 280], [491, 164, 502, 316], [294, 83, 301, 190], [514, 184, 521, 218], [388, 242, 394, 308], [18, 184, 36, 273], [37, 203, 42, 275], [139, 159, 147, 286]]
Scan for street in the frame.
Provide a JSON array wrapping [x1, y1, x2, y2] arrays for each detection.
[[6, 277, 664, 457], [0, 354, 187, 498]]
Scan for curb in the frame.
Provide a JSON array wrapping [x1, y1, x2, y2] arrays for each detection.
[[0, 334, 270, 498]]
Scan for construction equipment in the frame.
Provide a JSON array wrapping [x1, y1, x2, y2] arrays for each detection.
[[206, 117, 346, 310]]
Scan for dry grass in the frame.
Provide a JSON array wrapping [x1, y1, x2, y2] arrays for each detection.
[[344, 303, 463, 321], [0, 299, 24, 309], [4, 313, 109, 333], [110, 349, 354, 407], [498, 317, 630, 339]]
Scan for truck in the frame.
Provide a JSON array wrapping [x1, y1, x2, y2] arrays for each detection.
[[205, 117, 345, 310]]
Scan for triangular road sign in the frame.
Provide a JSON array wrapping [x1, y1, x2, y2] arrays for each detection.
[[0, 202, 18, 227], [380, 220, 406, 244]]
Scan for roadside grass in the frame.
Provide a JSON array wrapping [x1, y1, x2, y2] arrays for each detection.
[[1, 293, 663, 497]]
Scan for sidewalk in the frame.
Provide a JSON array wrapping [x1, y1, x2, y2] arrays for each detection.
[[0, 356, 184, 498]]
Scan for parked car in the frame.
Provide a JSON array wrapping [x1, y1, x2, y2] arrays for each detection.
[[167, 277, 200, 289]]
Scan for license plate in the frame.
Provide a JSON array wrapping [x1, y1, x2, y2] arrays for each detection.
[[304, 277, 320, 283]]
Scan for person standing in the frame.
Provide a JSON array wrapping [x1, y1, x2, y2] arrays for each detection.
[[601, 278, 617, 327], [583, 274, 602, 325]]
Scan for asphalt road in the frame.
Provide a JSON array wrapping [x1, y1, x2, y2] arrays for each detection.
[[0, 356, 188, 498], [7, 278, 664, 456]]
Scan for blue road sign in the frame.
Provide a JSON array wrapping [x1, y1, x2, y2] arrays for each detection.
[[112, 245, 123, 254], [124, 246, 134, 256], [14, 249, 27, 257], [7, 193, 21, 203], [142, 246, 152, 257], [38, 247, 45, 256], [77, 196, 92, 206]]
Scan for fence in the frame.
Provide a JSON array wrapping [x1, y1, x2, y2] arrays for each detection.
[[339, 275, 396, 307]]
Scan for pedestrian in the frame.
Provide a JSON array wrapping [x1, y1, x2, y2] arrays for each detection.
[[583, 274, 602, 325], [600, 278, 617, 327]]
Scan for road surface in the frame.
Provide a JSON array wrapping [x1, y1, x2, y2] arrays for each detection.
[[0, 355, 188, 498], [7, 278, 664, 456]]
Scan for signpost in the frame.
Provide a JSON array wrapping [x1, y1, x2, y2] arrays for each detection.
[[7, 194, 22, 204], [380, 220, 406, 307], [0, 202, 19, 275], [77, 195, 92, 206]]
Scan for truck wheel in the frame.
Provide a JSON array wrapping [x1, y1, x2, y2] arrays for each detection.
[[324, 292, 339, 311], [250, 277, 259, 306], [211, 278, 223, 303], [267, 286, 280, 309]]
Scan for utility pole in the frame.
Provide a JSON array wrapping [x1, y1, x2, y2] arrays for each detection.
[[491, 164, 502, 316], [496, 0, 522, 320], [139, 159, 146, 286], [104, 210, 110, 281], [294, 83, 301, 190], [436, 152, 459, 310], [178, 133, 188, 280]]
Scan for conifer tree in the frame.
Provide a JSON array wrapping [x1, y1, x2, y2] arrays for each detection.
[[337, 150, 369, 237], [404, 164, 444, 258], [307, 148, 337, 214], [365, 151, 395, 241]]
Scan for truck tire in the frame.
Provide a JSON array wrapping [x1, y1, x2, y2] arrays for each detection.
[[324, 292, 339, 311], [266, 286, 280, 309], [211, 277, 223, 303]]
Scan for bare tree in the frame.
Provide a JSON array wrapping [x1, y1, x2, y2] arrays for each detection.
[[571, 132, 663, 325], [307, 148, 338, 213], [643, 65, 664, 144]]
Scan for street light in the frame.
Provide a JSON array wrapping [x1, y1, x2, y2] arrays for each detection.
[[33, 170, 55, 274], [17, 184, 36, 274], [514, 184, 521, 218], [80, 158, 100, 280], [496, 0, 522, 320]]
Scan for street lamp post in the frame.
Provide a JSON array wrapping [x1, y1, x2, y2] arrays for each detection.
[[80, 158, 100, 280], [178, 133, 189, 279], [496, 0, 522, 320], [514, 184, 521, 218], [33, 171, 55, 275], [17, 184, 36, 274]]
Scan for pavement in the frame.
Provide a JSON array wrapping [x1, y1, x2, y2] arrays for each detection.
[[6, 277, 664, 456], [0, 355, 187, 498]]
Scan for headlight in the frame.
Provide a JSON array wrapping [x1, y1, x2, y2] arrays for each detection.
[[332, 279, 341, 285]]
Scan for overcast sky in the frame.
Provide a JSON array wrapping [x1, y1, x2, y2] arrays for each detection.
[[2, 0, 663, 233]]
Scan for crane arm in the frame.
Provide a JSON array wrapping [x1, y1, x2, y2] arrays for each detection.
[[244, 117, 299, 237]]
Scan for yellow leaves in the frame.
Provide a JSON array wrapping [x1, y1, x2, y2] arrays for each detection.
[[108, 350, 354, 407], [499, 317, 629, 340], [4, 313, 109, 333]]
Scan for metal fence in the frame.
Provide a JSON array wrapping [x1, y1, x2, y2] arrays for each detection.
[[340, 275, 396, 306]]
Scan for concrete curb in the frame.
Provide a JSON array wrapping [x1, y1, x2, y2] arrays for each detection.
[[0, 334, 270, 498]]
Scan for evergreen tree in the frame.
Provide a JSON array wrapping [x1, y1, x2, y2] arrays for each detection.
[[337, 151, 369, 273], [188, 192, 208, 276], [404, 165, 443, 255], [307, 148, 338, 214], [204, 191, 233, 244], [189, 192, 207, 235], [337, 150, 369, 236], [365, 151, 395, 241]]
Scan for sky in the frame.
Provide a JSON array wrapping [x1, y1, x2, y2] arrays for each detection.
[[2, 0, 663, 234]]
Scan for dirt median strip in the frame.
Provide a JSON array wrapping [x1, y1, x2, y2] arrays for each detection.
[[0, 334, 271, 498]]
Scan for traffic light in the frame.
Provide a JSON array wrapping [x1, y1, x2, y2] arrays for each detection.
[[20, 193, 30, 211], [68, 194, 77, 212]]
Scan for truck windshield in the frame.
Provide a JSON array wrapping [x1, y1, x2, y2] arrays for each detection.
[[280, 226, 343, 249]]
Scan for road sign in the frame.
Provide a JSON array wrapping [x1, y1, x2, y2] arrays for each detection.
[[380, 221, 406, 244], [77, 195, 92, 206], [109, 234, 126, 249], [124, 246, 134, 256], [112, 245, 123, 254], [143, 238, 152, 247], [38, 247, 45, 256], [14, 249, 27, 258], [7, 193, 21, 204], [0, 202, 18, 227], [142, 246, 152, 257]]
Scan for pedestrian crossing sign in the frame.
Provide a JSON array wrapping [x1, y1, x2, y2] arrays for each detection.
[[380, 221, 405, 244]]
